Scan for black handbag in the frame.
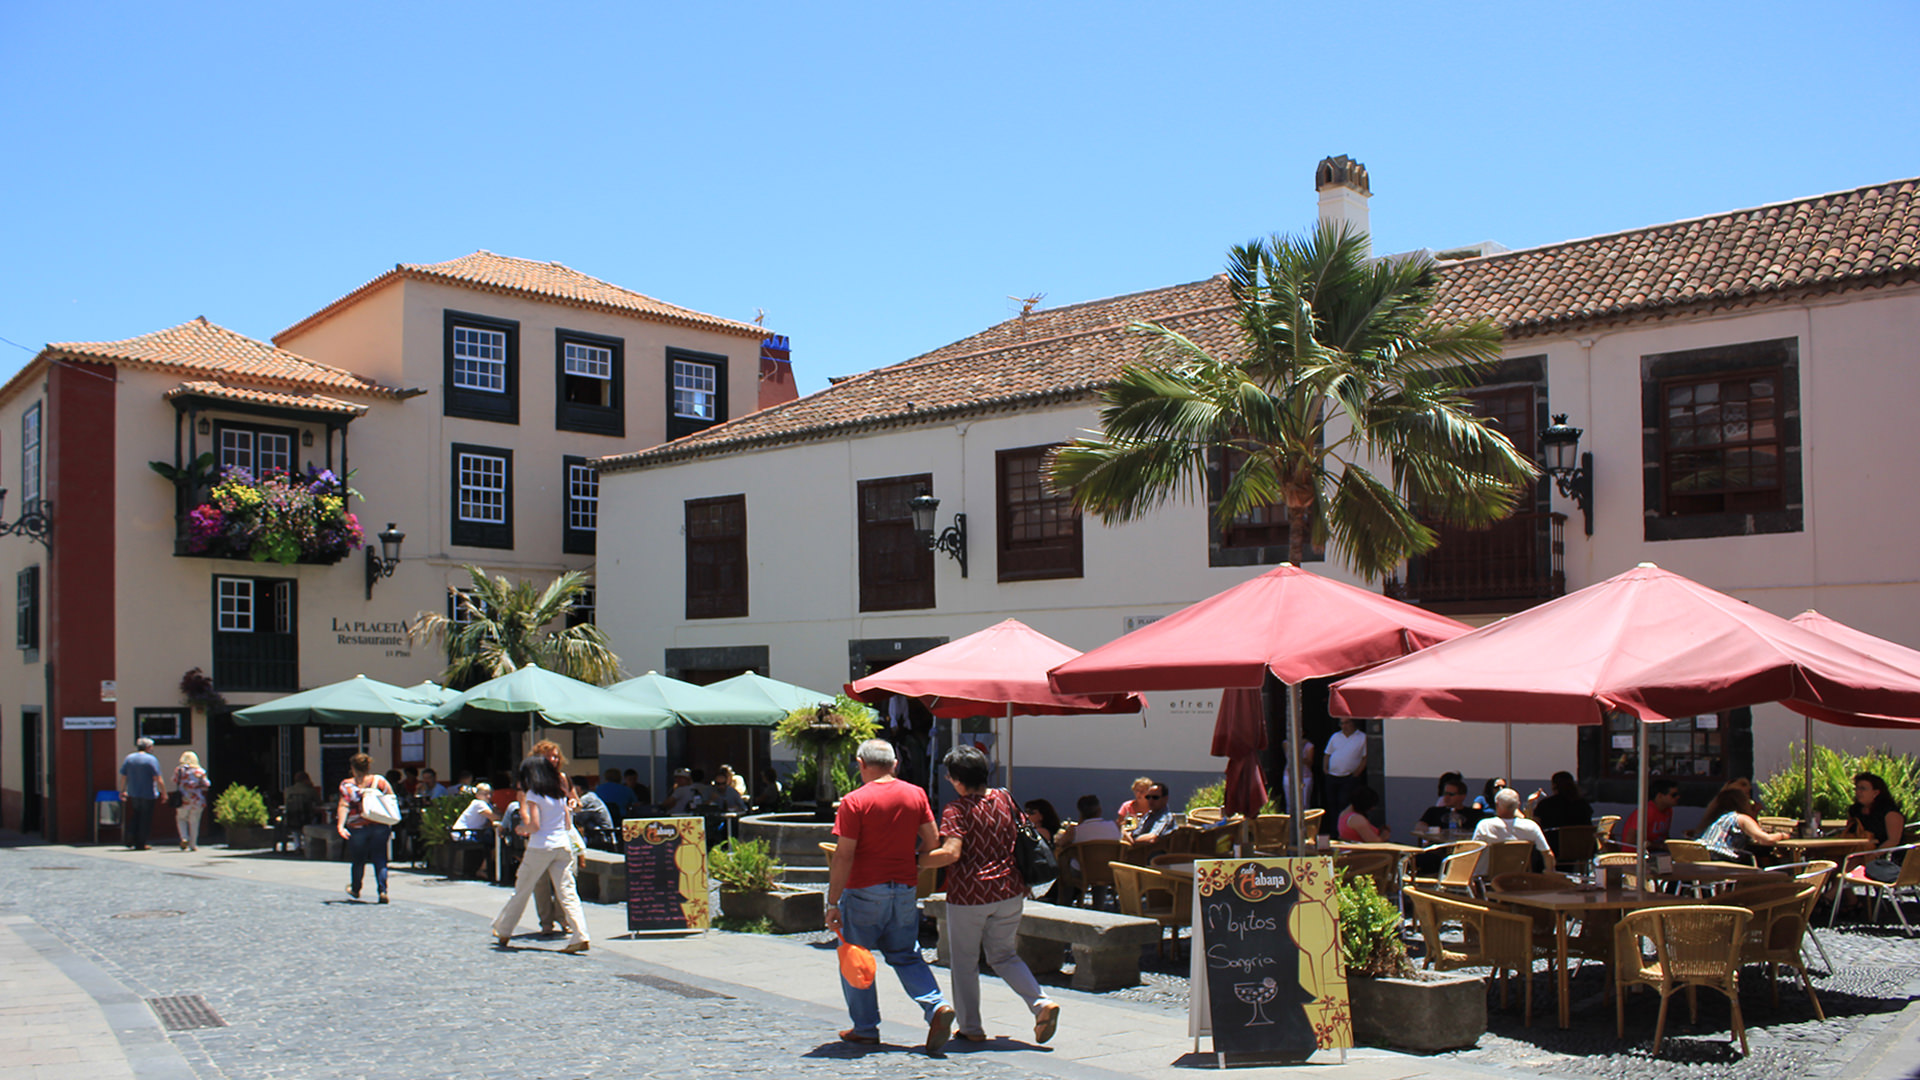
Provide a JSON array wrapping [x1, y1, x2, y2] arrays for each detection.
[[1864, 856, 1902, 883], [167, 791, 183, 809], [1004, 790, 1058, 887]]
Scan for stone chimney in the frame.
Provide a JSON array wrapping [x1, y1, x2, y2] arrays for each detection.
[[757, 334, 796, 411], [1315, 155, 1372, 254]]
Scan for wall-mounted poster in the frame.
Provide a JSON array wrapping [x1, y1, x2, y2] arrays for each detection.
[[1188, 857, 1351, 1063], [623, 817, 709, 933]]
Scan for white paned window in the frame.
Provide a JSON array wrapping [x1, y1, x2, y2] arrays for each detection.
[[673, 360, 717, 420], [567, 463, 598, 531], [219, 428, 253, 474], [258, 431, 293, 474], [269, 580, 293, 634], [217, 578, 253, 632], [457, 453, 508, 523], [21, 402, 41, 507], [564, 342, 612, 381], [452, 325, 508, 392]]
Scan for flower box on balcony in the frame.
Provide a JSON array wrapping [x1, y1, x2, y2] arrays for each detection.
[[179, 467, 362, 566]]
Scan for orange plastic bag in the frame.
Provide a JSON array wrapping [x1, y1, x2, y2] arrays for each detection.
[[837, 932, 876, 989]]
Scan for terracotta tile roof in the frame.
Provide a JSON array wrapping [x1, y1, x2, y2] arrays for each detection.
[[43, 317, 400, 398], [164, 381, 369, 417], [277, 251, 768, 343], [598, 176, 1920, 475], [1431, 177, 1920, 336]]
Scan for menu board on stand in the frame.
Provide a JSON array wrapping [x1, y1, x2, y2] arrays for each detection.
[[623, 817, 710, 934], [1186, 856, 1350, 1066]]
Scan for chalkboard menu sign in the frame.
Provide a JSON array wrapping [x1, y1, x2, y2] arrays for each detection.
[[623, 817, 709, 934], [1190, 857, 1350, 1059]]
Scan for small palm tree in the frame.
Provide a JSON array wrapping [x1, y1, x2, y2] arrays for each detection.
[[407, 566, 622, 689], [1047, 222, 1539, 579]]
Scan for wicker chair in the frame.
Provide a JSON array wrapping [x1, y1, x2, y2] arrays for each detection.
[[1251, 814, 1290, 852], [1484, 840, 1536, 881], [1828, 842, 1920, 935], [1187, 805, 1225, 825], [1062, 839, 1123, 908], [1335, 851, 1396, 895], [1554, 825, 1598, 877], [1736, 879, 1826, 1017], [1113, 862, 1189, 958], [1666, 838, 1713, 864], [1486, 872, 1612, 966], [1614, 905, 1752, 1055], [1406, 887, 1544, 1025], [1757, 816, 1801, 835], [1595, 815, 1621, 846], [1192, 817, 1245, 857], [1301, 808, 1326, 835], [1410, 840, 1487, 895]]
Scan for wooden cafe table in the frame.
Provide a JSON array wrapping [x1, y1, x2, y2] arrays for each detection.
[[1773, 836, 1876, 860], [1487, 885, 1703, 1029]]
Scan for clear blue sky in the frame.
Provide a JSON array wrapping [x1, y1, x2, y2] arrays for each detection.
[[3, 3, 1915, 398]]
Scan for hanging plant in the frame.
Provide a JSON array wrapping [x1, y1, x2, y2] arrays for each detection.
[[179, 466, 363, 565]]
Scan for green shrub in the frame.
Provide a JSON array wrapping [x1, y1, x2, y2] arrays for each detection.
[[1337, 874, 1414, 978], [774, 695, 879, 805], [1759, 743, 1919, 821], [212, 784, 268, 827], [787, 756, 858, 803], [709, 838, 783, 892], [715, 914, 777, 934], [1185, 779, 1225, 814], [419, 793, 473, 847]]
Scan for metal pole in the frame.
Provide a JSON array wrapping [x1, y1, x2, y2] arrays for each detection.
[[1288, 682, 1306, 856], [1504, 723, 1513, 790], [1004, 704, 1014, 795], [1804, 716, 1816, 835], [1635, 717, 1649, 888]]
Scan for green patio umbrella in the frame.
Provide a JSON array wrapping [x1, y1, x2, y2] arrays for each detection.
[[609, 671, 786, 727], [708, 671, 837, 717], [232, 674, 444, 728], [427, 664, 678, 735]]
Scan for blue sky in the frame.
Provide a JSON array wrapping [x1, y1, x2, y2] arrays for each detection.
[[3, 3, 1915, 398]]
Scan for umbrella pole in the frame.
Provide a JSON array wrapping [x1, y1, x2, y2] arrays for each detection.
[[1636, 718, 1649, 888], [1288, 682, 1306, 857], [1504, 723, 1513, 788], [1005, 704, 1014, 795], [1804, 715, 1816, 835]]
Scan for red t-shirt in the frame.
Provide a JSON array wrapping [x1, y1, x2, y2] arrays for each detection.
[[939, 789, 1024, 907], [1619, 802, 1673, 849], [835, 777, 933, 890]]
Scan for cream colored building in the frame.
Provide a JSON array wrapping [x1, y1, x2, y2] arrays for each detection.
[[592, 169, 1920, 833], [0, 252, 771, 842]]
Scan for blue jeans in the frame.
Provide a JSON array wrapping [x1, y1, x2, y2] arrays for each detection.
[[838, 882, 945, 1038], [347, 824, 390, 896]]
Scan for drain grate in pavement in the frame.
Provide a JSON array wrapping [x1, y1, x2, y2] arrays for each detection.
[[147, 995, 227, 1031], [113, 909, 185, 920], [30, 866, 81, 871], [616, 973, 733, 1000], [164, 872, 213, 880]]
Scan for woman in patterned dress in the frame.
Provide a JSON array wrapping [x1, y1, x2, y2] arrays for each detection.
[[172, 751, 210, 851]]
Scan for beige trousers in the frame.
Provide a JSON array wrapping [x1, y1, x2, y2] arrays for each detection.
[[492, 846, 587, 945]]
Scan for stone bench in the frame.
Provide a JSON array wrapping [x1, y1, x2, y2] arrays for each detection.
[[923, 896, 1161, 991], [302, 825, 345, 861], [576, 849, 625, 904]]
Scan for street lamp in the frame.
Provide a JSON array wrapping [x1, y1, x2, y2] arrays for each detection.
[[908, 494, 968, 578], [364, 522, 406, 599], [1539, 414, 1594, 536]]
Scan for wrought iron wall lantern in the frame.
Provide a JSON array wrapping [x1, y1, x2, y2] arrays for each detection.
[[908, 494, 968, 577], [1539, 414, 1594, 536], [364, 522, 405, 599], [0, 489, 51, 546]]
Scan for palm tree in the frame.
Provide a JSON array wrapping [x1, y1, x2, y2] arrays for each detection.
[[406, 566, 622, 689], [1047, 222, 1539, 579]]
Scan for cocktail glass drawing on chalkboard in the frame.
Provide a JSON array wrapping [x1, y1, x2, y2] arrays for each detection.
[[1235, 978, 1279, 1026]]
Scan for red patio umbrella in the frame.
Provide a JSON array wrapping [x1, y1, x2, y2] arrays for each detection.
[[1047, 563, 1473, 852], [1211, 689, 1268, 818], [1786, 611, 1920, 830], [846, 618, 1144, 792], [1329, 563, 1920, 865]]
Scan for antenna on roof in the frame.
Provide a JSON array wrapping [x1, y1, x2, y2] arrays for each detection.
[[754, 308, 767, 326], [1008, 293, 1046, 317]]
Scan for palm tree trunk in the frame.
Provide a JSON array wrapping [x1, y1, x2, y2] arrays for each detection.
[[1289, 503, 1310, 565]]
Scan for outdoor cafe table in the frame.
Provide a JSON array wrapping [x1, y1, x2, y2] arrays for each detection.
[[1486, 886, 1704, 1029], [1773, 836, 1876, 859]]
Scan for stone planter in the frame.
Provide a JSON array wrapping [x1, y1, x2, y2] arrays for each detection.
[[720, 887, 825, 933], [1347, 971, 1486, 1052], [223, 824, 275, 850]]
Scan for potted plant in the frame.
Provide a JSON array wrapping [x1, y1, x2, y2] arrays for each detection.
[[214, 783, 274, 849], [1339, 875, 1486, 1052], [418, 793, 479, 877], [710, 837, 823, 933], [773, 695, 878, 820], [179, 667, 226, 712], [168, 464, 364, 565]]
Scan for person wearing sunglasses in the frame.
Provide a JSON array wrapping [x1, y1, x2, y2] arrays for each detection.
[[1122, 784, 1176, 844]]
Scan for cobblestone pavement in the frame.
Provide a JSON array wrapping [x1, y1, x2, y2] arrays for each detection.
[[0, 850, 1108, 1080]]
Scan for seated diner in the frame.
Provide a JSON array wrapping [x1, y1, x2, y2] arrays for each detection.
[[1122, 783, 1176, 844], [1472, 787, 1553, 871], [1841, 771, 1906, 850], [1617, 778, 1681, 851], [1337, 786, 1391, 843], [1697, 784, 1789, 864], [1116, 776, 1154, 824]]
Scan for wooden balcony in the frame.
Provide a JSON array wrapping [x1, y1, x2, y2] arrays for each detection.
[[1384, 511, 1566, 614]]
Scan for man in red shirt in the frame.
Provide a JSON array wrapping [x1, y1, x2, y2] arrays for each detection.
[[827, 739, 954, 1052], [1619, 779, 1682, 851]]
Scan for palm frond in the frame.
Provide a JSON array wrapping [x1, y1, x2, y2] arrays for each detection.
[[1324, 464, 1436, 580]]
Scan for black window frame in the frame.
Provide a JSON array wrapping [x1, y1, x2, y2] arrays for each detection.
[[555, 329, 625, 436], [685, 494, 748, 619], [212, 419, 300, 479], [996, 445, 1082, 582], [136, 707, 192, 746], [20, 400, 41, 508], [857, 475, 935, 612], [443, 310, 520, 424], [665, 347, 729, 440], [566, 584, 596, 628], [211, 574, 298, 693], [450, 443, 514, 549], [562, 455, 597, 555], [1642, 338, 1802, 542], [16, 565, 38, 657]]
